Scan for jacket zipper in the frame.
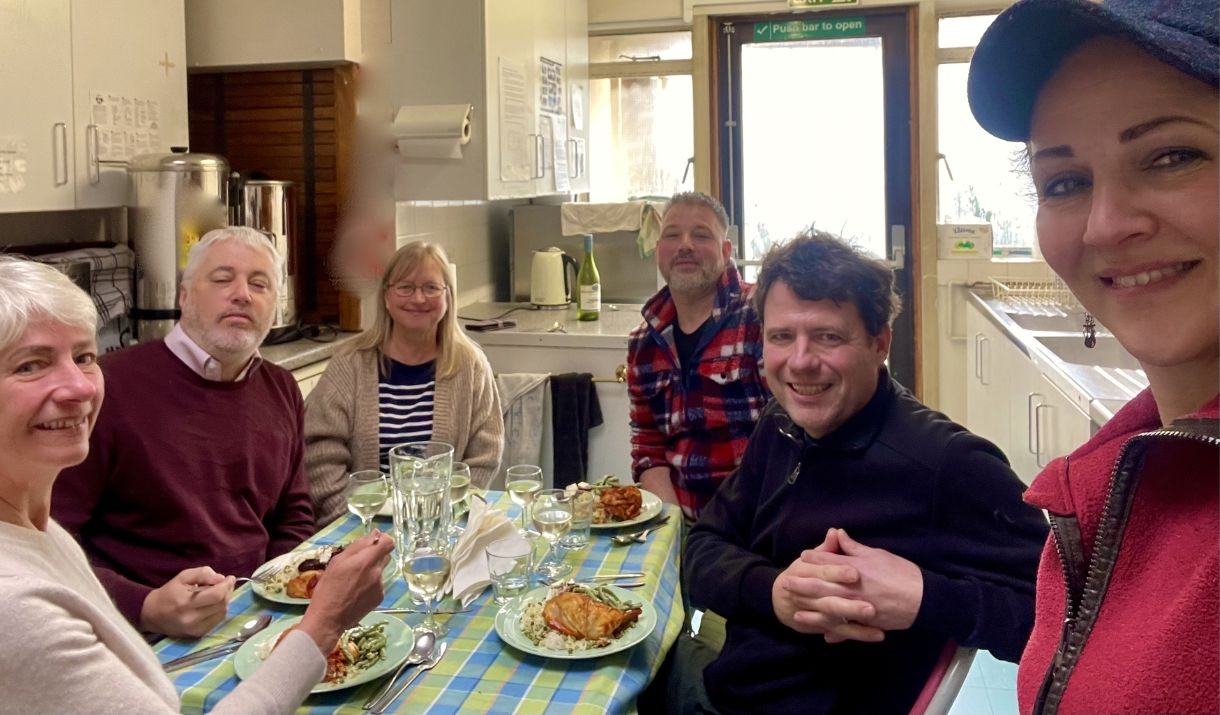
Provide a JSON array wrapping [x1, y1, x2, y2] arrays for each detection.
[[1032, 424, 1220, 715]]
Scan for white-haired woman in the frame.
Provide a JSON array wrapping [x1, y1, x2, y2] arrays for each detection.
[[305, 241, 504, 524], [0, 256, 394, 714]]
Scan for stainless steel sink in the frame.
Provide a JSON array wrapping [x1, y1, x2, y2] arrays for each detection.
[[1033, 334, 1142, 370], [1006, 312, 1080, 332]]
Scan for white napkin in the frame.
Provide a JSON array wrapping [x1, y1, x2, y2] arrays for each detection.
[[447, 495, 518, 606]]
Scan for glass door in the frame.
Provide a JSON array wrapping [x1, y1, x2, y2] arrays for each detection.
[[716, 10, 917, 390]]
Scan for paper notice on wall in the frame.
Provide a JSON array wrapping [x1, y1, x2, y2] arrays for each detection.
[[0, 136, 28, 194], [90, 91, 161, 161], [550, 115, 569, 193], [498, 58, 532, 183], [539, 57, 563, 115]]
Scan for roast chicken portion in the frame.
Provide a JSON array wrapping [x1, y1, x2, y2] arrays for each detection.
[[600, 486, 643, 522], [543, 590, 643, 641]]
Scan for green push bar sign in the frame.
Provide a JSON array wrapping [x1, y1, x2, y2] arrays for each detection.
[[754, 16, 866, 42]]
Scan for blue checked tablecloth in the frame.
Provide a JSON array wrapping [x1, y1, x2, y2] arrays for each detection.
[[154, 492, 685, 714]]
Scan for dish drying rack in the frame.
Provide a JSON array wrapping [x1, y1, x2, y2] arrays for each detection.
[[989, 278, 1080, 313]]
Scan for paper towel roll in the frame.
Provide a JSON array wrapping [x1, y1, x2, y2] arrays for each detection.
[[392, 104, 473, 160]]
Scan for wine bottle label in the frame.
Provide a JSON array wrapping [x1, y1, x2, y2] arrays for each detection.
[[580, 284, 602, 312]]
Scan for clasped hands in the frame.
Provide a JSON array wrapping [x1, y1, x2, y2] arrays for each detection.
[[771, 528, 923, 644]]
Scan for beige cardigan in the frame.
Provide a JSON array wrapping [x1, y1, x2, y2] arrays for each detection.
[[304, 344, 504, 524]]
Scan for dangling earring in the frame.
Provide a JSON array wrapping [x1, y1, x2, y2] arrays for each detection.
[[1082, 313, 1097, 349]]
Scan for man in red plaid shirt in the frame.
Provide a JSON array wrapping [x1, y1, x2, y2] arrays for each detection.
[[627, 192, 770, 520]]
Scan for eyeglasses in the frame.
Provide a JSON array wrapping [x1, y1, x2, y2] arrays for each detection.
[[388, 281, 447, 299]]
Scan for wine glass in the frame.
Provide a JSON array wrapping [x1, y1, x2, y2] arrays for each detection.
[[531, 489, 573, 582], [403, 545, 452, 636], [505, 464, 543, 535], [346, 470, 389, 535], [447, 462, 472, 538]]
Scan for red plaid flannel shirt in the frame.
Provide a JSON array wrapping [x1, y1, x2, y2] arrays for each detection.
[[627, 263, 770, 519]]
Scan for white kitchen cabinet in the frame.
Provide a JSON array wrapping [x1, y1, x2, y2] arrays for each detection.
[[475, 342, 630, 488], [0, 0, 187, 213], [292, 359, 331, 399], [390, 0, 589, 201], [965, 300, 1092, 484], [965, 302, 1010, 452]]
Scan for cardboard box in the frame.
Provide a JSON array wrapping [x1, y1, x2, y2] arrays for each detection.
[[937, 224, 993, 259]]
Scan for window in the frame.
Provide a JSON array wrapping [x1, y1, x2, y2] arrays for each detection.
[[588, 32, 694, 201], [938, 15, 1036, 251]]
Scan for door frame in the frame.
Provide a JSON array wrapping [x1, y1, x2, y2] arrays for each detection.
[[710, 7, 922, 395]]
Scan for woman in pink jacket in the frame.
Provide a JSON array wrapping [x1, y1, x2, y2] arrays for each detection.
[[968, 1, 1218, 714]]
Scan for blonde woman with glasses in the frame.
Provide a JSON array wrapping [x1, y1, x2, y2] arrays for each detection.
[[305, 242, 504, 524]]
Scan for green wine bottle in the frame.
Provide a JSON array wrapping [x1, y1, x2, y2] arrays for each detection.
[[576, 233, 601, 321]]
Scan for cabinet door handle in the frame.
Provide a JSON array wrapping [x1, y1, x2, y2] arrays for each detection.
[[531, 134, 545, 179], [86, 124, 101, 185], [566, 138, 579, 179], [53, 122, 69, 186], [1035, 403, 1052, 467], [978, 336, 990, 385], [974, 334, 984, 381], [1027, 392, 1044, 454]]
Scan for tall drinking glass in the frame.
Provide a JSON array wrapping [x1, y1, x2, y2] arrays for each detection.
[[531, 489, 573, 581], [403, 544, 452, 636], [346, 470, 389, 535], [448, 462, 472, 538], [389, 441, 454, 554], [505, 465, 544, 535]]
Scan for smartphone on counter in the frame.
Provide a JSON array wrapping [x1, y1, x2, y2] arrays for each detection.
[[465, 319, 516, 332]]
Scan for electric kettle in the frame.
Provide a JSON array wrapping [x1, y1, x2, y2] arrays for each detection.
[[530, 247, 578, 308]]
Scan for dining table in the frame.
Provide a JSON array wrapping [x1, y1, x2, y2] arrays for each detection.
[[153, 490, 685, 714]]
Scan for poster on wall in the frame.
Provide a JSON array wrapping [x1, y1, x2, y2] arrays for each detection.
[[89, 92, 161, 161], [0, 136, 28, 194], [539, 57, 564, 116]]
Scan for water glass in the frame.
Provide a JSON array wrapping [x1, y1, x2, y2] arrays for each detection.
[[389, 441, 454, 551], [531, 489, 573, 581], [448, 462, 472, 538], [504, 464, 544, 535], [346, 470, 389, 535], [559, 489, 596, 550], [486, 538, 532, 605]]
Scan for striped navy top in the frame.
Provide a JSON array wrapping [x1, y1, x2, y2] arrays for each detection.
[[378, 358, 436, 471]]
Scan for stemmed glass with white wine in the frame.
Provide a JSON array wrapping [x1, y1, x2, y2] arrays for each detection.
[[346, 470, 389, 535], [403, 544, 452, 636], [447, 462, 472, 539], [531, 489, 573, 582], [505, 464, 543, 535]]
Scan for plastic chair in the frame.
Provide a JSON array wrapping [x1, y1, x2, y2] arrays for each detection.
[[907, 640, 977, 715]]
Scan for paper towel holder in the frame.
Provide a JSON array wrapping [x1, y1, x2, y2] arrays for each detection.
[[392, 103, 475, 160]]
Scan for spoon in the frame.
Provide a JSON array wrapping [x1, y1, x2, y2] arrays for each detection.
[[163, 613, 273, 671], [362, 630, 436, 709]]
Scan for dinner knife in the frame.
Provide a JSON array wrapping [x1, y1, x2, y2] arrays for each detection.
[[369, 640, 448, 714], [163, 642, 243, 672]]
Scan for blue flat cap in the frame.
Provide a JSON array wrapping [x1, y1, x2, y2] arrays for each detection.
[[968, 0, 1219, 141]]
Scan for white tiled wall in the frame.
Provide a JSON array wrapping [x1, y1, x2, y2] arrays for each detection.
[[394, 198, 528, 310]]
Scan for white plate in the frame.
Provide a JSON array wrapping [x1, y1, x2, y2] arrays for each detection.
[[249, 547, 397, 605], [590, 490, 664, 530], [494, 585, 656, 660], [234, 614, 414, 693]]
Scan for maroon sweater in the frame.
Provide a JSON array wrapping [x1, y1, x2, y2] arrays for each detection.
[[53, 340, 315, 625]]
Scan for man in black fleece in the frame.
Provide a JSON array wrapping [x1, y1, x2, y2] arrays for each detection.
[[675, 230, 1048, 715]]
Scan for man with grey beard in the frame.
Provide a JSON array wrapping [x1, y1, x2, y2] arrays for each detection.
[[626, 192, 769, 522], [54, 227, 315, 639]]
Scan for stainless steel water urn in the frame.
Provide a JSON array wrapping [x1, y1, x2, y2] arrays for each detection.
[[235, 179, 298, 342], [127, 148, 229, 341]]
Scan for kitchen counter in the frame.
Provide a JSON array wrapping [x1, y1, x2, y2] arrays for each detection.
[[967, 290, 1146, 427], [458, 302, 645, 350], [259, 330, 363, 371]]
